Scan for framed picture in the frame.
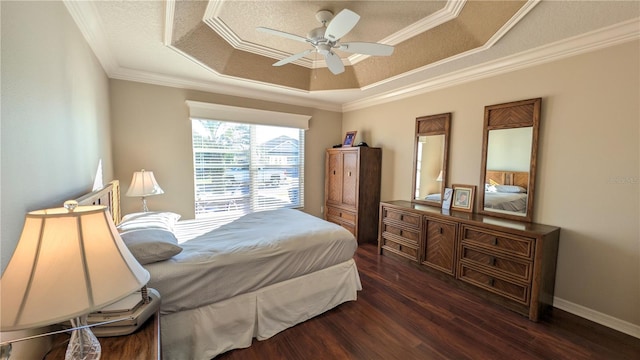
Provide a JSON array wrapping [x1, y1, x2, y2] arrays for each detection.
[[452, 184, 476, 212], [343, 131, 357, 147], [442, 187, 453, 210]]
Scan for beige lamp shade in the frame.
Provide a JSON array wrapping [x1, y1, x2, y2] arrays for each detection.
[[0, 202, 150, 331], [126, 170, 164, 197]]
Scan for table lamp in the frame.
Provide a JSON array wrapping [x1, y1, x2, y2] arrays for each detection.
[[126, 169, 164, 212], [0, 201, 150, 359]]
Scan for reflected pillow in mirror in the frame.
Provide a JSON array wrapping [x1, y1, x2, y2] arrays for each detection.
[[494, 185, 527, 193]]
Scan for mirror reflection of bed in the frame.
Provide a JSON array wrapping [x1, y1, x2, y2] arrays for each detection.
[[412, 112, 450, 207], [484, 170, 529, 214]]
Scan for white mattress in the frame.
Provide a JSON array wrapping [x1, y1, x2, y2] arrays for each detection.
[[144, 208, 357, 314]]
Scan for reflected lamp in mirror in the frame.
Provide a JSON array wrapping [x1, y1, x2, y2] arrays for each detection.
[[0, 201, 150, 359], [126, 169, 164, 212], [479, 98, 541, 222], [412, 113, 451, 206]]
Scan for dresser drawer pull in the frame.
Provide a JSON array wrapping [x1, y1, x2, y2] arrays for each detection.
[[333, 170, 336, 175], [490, 256, 496, 266], [400, 230, 403, 236], [488, 278, 495, 286], [348, 171, 352, 176], [492, 237, 498, 245], [439, 227, 443, 234], [400, 215, 404, 221]]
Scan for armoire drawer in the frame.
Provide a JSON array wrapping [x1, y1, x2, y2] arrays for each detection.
[[382, 207, 421, 229], [458, 264, 530, 305], [326, 206, 356, 225], [459, 245, 532, 282], [460, 225, 534, 259]]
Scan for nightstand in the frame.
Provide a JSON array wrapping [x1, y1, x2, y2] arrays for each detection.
[[43, 310, 160, 360]]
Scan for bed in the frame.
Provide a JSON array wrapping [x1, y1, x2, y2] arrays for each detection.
[[77, 180, 362, 359], [483, 170, 529, 213]]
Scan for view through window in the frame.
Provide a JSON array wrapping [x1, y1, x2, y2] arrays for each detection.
[[192, 119, 304, 225]]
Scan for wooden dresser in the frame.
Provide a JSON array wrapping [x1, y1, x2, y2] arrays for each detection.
[[325, 147, 382, 244], [378, 200, 560, 321]]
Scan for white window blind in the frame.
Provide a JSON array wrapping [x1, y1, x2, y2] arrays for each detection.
[[192, 119, 304, 225]]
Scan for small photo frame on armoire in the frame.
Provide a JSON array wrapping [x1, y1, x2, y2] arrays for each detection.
[[343, 131, 357, 147]]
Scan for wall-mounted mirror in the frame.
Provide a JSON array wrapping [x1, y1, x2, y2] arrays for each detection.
[[478, 98, 541, 222], [412, 113, 451, 206]]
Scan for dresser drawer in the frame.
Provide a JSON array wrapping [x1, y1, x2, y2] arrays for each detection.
[[459, 245, 532, 282], [381, 234, 419, 261], [381, 222, 420, 245], [382, 207, 420, 229], [326, 206, 356, 225], [461, 225, 534, 259], [458, 264, 530, 305]]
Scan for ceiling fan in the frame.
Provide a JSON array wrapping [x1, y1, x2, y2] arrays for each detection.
[[257, 9, 394, 75]]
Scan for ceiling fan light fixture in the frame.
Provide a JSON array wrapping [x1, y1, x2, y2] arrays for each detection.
[[307, 27, 326, 43], [317, 44, 331, 56], [257, 8, 394, 75]]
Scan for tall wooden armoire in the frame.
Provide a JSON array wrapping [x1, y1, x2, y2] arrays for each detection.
[[324, 146, 382, 244]]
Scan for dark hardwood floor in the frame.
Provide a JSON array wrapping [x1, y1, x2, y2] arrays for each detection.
[[217, 243, 639, 359]]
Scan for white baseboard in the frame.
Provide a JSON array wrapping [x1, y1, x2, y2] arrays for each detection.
[[553, 297, 640, 339]]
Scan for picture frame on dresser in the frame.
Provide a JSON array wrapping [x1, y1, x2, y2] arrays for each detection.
[[442, 188, 453, 210], [452, 184, 475, 212]]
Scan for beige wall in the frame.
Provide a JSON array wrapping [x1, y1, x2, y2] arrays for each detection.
[[343, 41, 640, 327], [1, 1, 113, 356], [110, 80, 342, 219]]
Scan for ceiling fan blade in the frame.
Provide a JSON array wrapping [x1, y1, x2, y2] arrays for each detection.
[[324, 52, 345, 75], [257, 27, 308, 44], [325, 9, 360, 41], [339, 42, 395, 56], [273, 49, 314, 67]]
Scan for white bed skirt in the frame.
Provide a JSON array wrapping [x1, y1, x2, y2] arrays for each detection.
[[161, 258, 362, 360]]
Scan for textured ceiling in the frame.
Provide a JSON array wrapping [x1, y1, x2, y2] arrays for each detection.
[[65, 1, 640, 111], [168, 0, 527, 91]]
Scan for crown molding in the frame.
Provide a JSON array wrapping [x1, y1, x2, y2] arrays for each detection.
[[163, 0, 176, 46], [108, 63, 343, 113], [63, 0, 118, 74], [342, 17, 640, 112]]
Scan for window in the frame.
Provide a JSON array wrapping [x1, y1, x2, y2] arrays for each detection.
[[192, 119, 304, 225]]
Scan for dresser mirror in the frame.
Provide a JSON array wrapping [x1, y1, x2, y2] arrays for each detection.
[[478, 98, 541, 222], [412, 113, 451, 206]]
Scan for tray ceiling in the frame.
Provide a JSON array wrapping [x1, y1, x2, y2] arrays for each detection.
[[64, 0, 640, 111]]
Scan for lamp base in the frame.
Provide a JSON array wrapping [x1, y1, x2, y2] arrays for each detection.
[[65, 316, 101, 360]]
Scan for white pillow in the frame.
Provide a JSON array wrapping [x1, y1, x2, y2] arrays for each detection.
[[117, 211, 181, 233], [119, 229, 182, 265]]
